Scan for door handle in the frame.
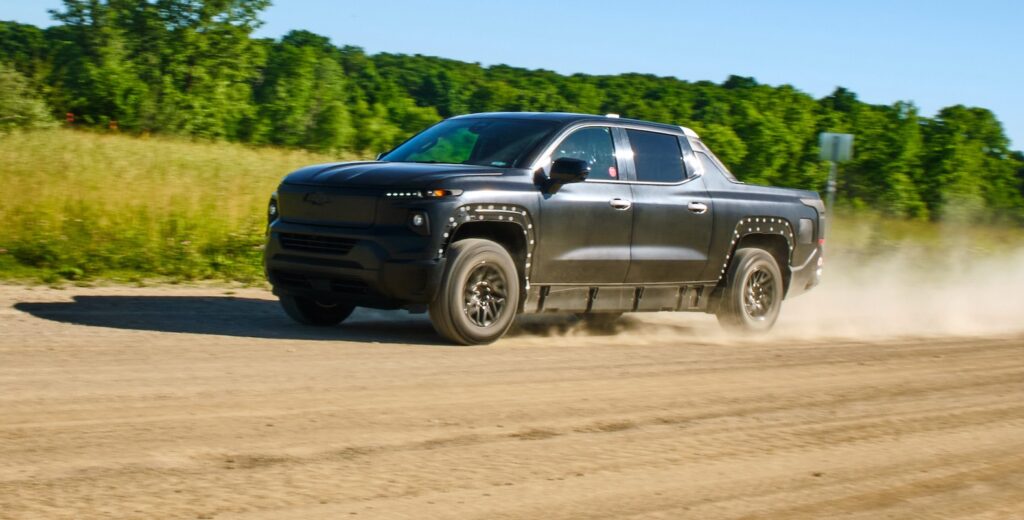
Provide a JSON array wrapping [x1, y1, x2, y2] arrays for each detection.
[[687, 202, 709, 214], [609, 198, 632, 210]]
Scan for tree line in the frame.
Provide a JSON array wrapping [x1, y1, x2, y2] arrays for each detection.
[[2, 0, 1022, 222]]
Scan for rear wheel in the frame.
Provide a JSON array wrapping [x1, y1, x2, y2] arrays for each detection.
[[429, 239, 519, 345], [715, 248, 783, 333], [279, 295, 355, 326]]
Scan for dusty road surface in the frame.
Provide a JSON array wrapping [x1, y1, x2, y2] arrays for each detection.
[[2, 284, 1023, 519]]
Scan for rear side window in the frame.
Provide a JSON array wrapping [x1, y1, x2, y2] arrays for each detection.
[[626, 129, 686, 183], [694, 140, 740, 182], [697, 151, 739, 183]]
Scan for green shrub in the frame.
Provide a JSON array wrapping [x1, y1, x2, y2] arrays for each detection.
[[0, 63, 54, 131]]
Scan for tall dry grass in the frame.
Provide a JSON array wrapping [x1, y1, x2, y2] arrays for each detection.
[[826, 209, 1024, 259], [0, 129, 346, 282], [1, 129, 1020, 284]]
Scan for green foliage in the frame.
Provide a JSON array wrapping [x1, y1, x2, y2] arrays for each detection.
[[44, 0, 269, 137], [0, 1, 1021, 223], [250, 30, 354, 151], [0, 22, 50, 82], [921, 106, 1023, 222], [0, 63, 56, 130]]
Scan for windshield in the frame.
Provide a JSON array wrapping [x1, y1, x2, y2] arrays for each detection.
[[381, 118, 559, 168]]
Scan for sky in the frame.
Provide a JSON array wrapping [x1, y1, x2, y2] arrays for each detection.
[[3, 0, 1022, 149]]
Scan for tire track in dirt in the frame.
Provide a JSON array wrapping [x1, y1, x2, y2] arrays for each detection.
[[1, 286, 1023, 519]]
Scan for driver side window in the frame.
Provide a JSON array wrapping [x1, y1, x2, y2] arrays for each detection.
[[551, 127, 619, 181]]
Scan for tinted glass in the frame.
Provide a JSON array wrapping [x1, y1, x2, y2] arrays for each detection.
[[551, 127, 619, 181], [627, 129, 685, 183], [697, 151, 739, 182], [383, 118, 559, 168], [694, 140, 739, 181]]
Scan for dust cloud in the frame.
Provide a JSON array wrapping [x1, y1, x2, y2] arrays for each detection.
[[775, 246, 1024, 339], [513, 244, 1024, 342]]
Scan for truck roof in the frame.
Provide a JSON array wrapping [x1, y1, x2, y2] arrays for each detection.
[[451, 112, 699, 138]]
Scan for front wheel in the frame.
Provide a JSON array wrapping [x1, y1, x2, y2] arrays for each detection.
[[715, 248, 784, 334], [279, 295, 355, 326], [429, 239, 520, 345]]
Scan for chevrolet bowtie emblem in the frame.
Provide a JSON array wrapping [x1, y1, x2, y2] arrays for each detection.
[[302, 192, 331, 206]]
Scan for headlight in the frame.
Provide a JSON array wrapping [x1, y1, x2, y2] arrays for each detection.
[[408, 211, 430, 235], [386, 189, 463, 199], [267, 196, 279, 225]]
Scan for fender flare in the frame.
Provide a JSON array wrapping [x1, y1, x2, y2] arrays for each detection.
[[437, 203, 538, 288], [716, 216, 795, 283]]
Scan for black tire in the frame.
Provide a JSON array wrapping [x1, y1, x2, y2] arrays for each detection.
[[715, 248, 784, 334], [429, 238, 520, 345], [279, 295, 356, 326]]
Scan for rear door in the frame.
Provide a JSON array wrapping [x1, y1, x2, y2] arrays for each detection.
[[532, 126, 634, 284], [622, 128, 713, 283]]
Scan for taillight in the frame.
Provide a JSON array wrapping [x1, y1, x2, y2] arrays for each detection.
[[817, 238, 825, 270]]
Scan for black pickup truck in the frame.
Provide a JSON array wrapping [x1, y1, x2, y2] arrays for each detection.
[[265, 112, 825, 344]]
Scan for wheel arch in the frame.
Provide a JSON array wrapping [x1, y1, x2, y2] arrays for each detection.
[[440, 204, 538, 308], [717, 216, 796, 296], [450, 221, 529, 279]]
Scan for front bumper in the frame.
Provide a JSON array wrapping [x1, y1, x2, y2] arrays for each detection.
[[786, 247, 822, 298], [264, 220, 446, 309]]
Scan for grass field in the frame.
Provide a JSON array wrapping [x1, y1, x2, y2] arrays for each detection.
[[0, 129, 342, 283], [1, 129, 1021, 284]]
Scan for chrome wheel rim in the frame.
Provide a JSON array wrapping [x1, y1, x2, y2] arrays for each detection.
[[463, 262, 507, 327], [743, 267, 775, 319]]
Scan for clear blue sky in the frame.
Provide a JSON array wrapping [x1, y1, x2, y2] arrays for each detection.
[[3, 0, 1022, 149]]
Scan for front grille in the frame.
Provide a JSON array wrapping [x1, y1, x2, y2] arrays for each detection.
[[279, 233, 357, 256], [271, 270, 369, 295]]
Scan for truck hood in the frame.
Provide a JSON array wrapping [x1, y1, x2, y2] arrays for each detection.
[[282, 161, 502, 187]]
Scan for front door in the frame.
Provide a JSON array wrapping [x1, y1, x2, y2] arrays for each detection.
[[532, 126, 633, 284], [622, 129, 713, 283]]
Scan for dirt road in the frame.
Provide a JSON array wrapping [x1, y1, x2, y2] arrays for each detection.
[[2, 284, 1023, 519]]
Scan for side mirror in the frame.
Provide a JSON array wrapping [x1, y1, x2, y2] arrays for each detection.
[[549, 158, 590, 184]]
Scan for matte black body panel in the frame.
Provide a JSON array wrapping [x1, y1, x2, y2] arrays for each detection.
[[696, 150, 823, 285], [277, 184, 379, 228], [284, 161, 502, 187], [625, 177, 713, 283], [531, 180, 634, 284]]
